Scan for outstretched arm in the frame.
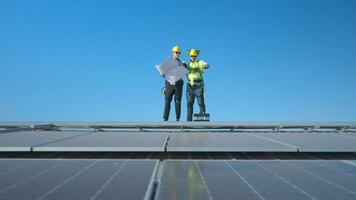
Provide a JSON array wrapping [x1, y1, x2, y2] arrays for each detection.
[[199, 60, 209, 70]]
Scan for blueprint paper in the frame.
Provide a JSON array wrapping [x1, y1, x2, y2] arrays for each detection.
[[156, 58, 188, 84]]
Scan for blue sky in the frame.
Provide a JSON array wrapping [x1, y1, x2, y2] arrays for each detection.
[[0, 0, 355, 121]]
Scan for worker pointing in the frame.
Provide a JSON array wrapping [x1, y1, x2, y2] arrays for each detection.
[[186, 48, 209, 121]]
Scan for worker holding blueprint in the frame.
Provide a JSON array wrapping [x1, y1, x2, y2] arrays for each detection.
[[156, 45, 188, 121]]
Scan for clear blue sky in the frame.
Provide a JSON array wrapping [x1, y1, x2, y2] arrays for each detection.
[[1, 0, 355, 121]]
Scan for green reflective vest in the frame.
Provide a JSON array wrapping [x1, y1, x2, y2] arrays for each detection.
[[187, 60, 208, 86]]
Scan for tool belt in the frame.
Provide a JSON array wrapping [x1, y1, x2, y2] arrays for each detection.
[[188, 79, 204, 87]]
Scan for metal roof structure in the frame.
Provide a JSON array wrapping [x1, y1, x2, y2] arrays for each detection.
[[0, 121, 356, 200], [1, 121, 356, 132]]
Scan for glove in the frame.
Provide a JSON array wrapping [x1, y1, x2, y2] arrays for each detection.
[[161, 74, 166, 78]]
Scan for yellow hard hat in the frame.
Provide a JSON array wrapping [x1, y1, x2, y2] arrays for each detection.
[[188, 48, 199, 56], [172, 45, 180, 53]]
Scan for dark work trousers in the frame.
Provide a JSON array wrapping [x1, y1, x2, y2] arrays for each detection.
[[163, 79, 183, 121], [186, 83, 206, 121]]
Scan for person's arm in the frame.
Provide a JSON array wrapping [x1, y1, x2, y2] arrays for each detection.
[[178, 60, 188, 69], [199, 60, 209, 70]]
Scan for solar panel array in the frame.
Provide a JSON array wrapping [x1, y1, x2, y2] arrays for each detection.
[[0, 131, 91, 152], [33, 132, 168, 152], [2, 130, 356, 153], [2, 159, 356, 200], [167, 132, 356, 152], [0, 159, 157, 200], [1, 122, 356, 200], [250, 132, 356, 152], [167, 132, 298, 152], [157, 160, 356, 200]]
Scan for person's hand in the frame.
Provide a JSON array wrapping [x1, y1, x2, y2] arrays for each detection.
[[194, 68, 201, 72], [179, 62, 187, 67], [161, 74, 166, 78]]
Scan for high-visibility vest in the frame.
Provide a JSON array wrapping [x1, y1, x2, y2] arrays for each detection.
[[187, 60, 208, 86]]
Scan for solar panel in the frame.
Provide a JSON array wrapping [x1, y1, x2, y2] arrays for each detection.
[[338, 132, 356, 138], [251, 132, 356, 152], [0, 131, 90, 152], [167, 133, 298, 152], [156, 160, 356, 200], [33, 132, 168, 152], [0, 159, 158, 200]]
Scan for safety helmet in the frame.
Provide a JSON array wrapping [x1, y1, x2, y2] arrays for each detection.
[[188, 48, 199, 56], [172, 45, 180, 53]]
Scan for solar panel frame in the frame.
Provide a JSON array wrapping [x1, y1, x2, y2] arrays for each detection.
[[2, 121, 355, 132]]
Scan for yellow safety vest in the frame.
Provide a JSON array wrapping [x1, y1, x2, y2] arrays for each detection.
[[187, 60, 208, 86]]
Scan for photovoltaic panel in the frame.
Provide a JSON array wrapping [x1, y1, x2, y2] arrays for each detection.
[[0, 131, 90, 152], [167, 133, 298, 152], [337, 132, 356, 139], [33, 132, 168, 152], [156, 160, 356, 200], [0, 159, 158, 200], [251, 132, 356, 152]]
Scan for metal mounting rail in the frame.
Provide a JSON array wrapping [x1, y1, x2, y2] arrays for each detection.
[[0, 121, 355, 132]]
